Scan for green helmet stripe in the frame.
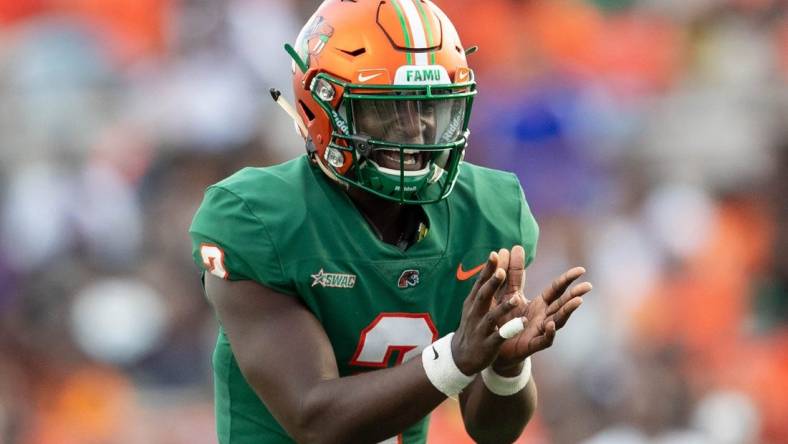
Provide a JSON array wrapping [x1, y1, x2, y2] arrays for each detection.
[[390, 0, 413, 65], [414, 0, 437, 65]]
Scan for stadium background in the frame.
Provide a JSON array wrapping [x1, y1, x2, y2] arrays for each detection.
[[0, 0, 786, 443]]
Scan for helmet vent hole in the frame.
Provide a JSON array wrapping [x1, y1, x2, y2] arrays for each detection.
[[299, 100, 316, 122], [338, 47, 367, 57]]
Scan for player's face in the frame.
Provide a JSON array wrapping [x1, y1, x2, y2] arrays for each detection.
[[353, 99, 437, 171]]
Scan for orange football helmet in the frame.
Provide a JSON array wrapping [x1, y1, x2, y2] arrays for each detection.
[[285, 0, 477, 204]]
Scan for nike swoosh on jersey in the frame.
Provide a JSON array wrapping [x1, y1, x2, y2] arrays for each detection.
[[432, 346, 439, 360], [456, 263, 485, 281], [358, 72, 382, 83]]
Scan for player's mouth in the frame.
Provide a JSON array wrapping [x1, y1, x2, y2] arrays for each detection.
[[375, 149, 429, 171]]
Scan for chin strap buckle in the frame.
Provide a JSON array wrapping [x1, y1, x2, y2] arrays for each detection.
[[345, 134, 373, 159], [305, 137, 318, 156]]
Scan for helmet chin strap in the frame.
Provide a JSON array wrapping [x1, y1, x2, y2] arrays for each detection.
[[269, 88, 308, 137], [269, 88, 348, 190]]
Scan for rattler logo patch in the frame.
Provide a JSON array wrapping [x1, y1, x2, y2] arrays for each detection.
[[398, 269, 420, 289]]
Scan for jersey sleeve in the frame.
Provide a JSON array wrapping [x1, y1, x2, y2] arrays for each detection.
[[514, 177, 540, 267], [189, 185, 296, 295]]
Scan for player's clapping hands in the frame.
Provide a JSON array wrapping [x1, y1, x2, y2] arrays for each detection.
[[451, 246, 592, 376], [491, 246, 592, 374], [450, 251, 526, 375]]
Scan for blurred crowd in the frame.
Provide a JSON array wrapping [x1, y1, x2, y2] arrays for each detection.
[[0, 0, 785, 443]]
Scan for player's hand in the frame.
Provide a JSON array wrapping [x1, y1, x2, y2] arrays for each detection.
[[492, 246, 592, 375], [450, 251, 523, 375]]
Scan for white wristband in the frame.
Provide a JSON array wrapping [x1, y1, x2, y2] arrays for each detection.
[[481, 357, 532, 396], [421, 333, 474, 397]]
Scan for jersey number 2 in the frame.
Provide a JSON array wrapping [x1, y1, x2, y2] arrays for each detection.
[[200, 244, 228, 279], [350, 313, 438, 368]]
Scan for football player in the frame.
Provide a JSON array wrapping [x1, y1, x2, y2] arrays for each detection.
[[190, 1, 592, 443]]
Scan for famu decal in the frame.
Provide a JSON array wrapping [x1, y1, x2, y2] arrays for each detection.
[[407, 69, 440, 83], [311, 268, 357, 289], [394, 65, 451, 85]]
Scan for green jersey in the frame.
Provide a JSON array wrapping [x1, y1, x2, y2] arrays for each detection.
[[189, 155, 539, 444]]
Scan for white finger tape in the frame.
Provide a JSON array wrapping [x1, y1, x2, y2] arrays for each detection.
[[421, 333, 474, 397], [499, 317, 525, 339]]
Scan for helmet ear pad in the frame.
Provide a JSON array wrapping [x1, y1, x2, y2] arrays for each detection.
[[297, 75, 354, 175]]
